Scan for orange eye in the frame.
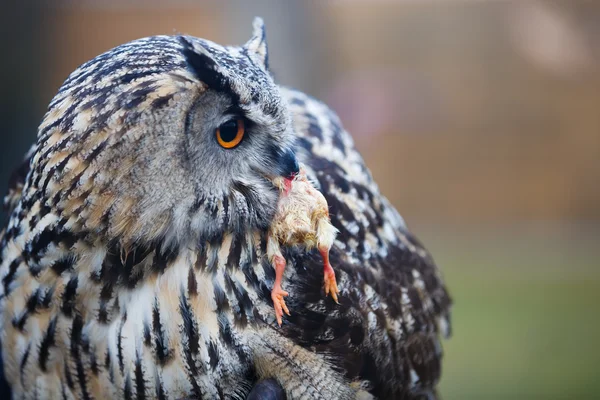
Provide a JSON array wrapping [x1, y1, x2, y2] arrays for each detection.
[[216, 118, 245, 149]]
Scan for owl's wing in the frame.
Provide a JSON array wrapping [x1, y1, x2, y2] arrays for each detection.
[[279, 87, 452, 399]]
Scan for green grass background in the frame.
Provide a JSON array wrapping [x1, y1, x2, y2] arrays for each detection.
[[419, 227, 600, 400]]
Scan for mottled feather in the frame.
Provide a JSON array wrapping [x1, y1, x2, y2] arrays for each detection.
[[0, 18, 451, 400]]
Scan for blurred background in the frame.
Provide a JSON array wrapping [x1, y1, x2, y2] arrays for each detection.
[[1, 1, 599, 398]]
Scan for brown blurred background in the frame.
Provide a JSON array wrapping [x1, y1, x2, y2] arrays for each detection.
[[1, 1, 599, 399]]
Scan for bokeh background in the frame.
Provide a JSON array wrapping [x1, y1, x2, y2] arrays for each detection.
[[1, 1, 599, 398]]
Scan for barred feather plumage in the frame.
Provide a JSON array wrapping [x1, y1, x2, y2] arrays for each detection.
[[0, 18, 451, 400]]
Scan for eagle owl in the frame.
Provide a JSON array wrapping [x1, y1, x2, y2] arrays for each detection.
[[0, 18, 451, 400]]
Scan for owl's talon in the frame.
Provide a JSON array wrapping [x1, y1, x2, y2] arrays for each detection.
[[271, 287, 290, 326]]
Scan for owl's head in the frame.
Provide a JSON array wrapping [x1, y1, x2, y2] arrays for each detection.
[[29, 18, 298, 248]]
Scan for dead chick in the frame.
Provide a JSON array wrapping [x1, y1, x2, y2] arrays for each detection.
[[268, 165, 339, 326]]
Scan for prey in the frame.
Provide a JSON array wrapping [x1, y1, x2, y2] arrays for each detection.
[[268, 165, 340, 326]]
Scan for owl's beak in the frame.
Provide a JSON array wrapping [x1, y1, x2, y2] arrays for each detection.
[[268, 149, 299, 192], [279, 149, 299, 179]]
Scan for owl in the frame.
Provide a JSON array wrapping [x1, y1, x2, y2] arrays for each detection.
[[0, 17, 451, 400]]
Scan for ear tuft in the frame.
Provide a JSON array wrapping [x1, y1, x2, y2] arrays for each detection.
[[179, 36, 231, 93], [245, 17, 269, 71]]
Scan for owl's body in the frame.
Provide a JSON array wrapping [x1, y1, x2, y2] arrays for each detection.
[[0, 19, 451, 400]]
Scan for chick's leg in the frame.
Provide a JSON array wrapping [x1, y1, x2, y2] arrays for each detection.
[[272, 255, 290, 326], [316, 218, 340, 303], [267, 236, 290, 326], [320, 247, 339, 303]]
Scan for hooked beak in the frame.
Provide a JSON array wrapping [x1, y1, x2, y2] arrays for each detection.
[[279, 149, 299, 180], [267, 149, 299, 192]]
